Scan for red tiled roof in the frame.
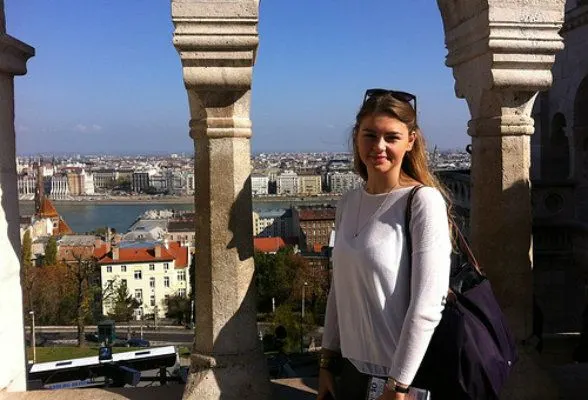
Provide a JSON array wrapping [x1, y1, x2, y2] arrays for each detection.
[[39, 197, 59, 218], [166, 241, 189, 269], [97, 241, 188, 268], [98, 247, 175, 265], [56, 218, 73, 235], [254, 237, 287, 253], [93, 243, 110, 259]]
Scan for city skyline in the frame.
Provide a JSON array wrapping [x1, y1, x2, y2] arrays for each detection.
[[7, 0, 471, 155]]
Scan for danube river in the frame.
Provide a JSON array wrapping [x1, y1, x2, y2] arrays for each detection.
[[19, 197, 339, 234]]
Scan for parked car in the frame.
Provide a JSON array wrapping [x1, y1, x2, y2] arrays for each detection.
[[112, 336, 129, 347], [126, 338, 150, 347], [84, 332, 100, 343]]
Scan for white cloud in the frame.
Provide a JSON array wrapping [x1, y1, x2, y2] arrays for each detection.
[[73, 124, 102, 133]]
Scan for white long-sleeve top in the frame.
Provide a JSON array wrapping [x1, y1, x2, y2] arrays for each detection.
[[322, 185, 451, 385]]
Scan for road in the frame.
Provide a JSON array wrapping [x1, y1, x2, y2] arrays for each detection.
[[32, 328, 195, 347]]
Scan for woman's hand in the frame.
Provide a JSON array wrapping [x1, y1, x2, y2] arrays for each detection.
[[316, 368, 336, 399], [376, 386, 406, 400]]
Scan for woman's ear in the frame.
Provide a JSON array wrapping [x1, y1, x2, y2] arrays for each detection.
[[407, 130, 416, 151]]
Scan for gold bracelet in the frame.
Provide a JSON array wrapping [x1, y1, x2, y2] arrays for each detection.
[[319, 355, 333, 369], [386, 377, 410, 394]]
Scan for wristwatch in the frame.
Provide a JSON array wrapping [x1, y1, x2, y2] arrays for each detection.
[[386, 377, 410, 394]]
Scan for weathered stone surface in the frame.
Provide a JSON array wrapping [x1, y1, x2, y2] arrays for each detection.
[[172, 1, 271, 399], [0, 7, 34, 392], [437, 1, 565, 398]]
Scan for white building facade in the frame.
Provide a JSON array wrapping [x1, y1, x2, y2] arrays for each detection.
[[276, 170, 298, 195], [329, 171, 363, 193], [49, 174, 69, 200], [251, 174, 269, 195], [99, 242, 191, 319]]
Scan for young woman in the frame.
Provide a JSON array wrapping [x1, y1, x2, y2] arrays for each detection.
[[317, 89, 452, 400]]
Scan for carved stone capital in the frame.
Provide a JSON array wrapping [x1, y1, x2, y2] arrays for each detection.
[[172, 0, 258, 91], [186, 90, 253, 139], [438, 0, 565, 134], [0, 34, 34, 76]]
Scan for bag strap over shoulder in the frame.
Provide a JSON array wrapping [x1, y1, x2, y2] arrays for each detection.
[[404, 185, 424, 257]]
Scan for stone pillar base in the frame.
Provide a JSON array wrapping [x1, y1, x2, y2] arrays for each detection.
[[183, 351, 272, 400]]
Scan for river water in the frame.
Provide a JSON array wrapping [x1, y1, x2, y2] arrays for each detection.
[[19, 197, 339, 234]]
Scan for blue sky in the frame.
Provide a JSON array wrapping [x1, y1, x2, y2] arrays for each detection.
[[6, 0, 470, 155]]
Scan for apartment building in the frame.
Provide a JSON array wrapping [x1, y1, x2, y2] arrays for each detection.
[[297, 173, 322, 195], [292, 206, 336, 252], [93, 169, 117, 189], [132, 172, 150, 193], [329, 171, 363, 193], [98, 241, 190, 319], [251, 174, 269, 195], [252, 209, 293, 238], [277, 170, 298, 195]]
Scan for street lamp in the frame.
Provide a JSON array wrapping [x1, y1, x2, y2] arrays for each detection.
[[140, 306, 144, 339], [29, 310, 36, 364], [300, 282, 308, 353]]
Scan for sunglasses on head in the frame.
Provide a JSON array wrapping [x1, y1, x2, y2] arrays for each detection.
[[363, 88, 417, 115]]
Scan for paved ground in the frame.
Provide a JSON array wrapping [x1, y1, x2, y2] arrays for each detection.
[[1, 379, 317, 400]]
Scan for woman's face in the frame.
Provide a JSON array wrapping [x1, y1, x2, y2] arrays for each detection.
[[356, 113, 415, 180]]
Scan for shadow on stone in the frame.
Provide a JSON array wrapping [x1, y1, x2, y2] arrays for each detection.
[[226, 173, 254, 261]]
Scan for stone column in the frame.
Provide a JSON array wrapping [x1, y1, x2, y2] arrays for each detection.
[[0, 0, 35, 392], [172, 1, 271, 399], [437, 1, 564, 399]]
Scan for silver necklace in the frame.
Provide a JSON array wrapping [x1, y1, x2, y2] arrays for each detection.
[[353, 185, 399, 238]]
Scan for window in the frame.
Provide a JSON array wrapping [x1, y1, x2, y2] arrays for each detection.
[[149, 263, 155, 271], [134, 270, 142, 280], [150, 277, 155, 288], [164, 263, 169, 272], [178, 288, 186, 297], [121, 279, 127, 288], [164, 276, 170, 288], [121, 265, 127, 272], [177, 270, 186, 281], [106, 266, 112, 273], [150, 295, 156, 307], [135, 289, 142, 301]]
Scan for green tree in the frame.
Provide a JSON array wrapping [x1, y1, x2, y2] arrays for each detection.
[[165, 293, 191, 324], [68, 254, 99, 347], [44, 236, 58, 266], [107, 282, 140, 323], [272, 303, 315, 353], [21, 230, 32, 267], [21, 230, 34, 313], [254, 246, 298, 313], [114, 177, 131, 191]]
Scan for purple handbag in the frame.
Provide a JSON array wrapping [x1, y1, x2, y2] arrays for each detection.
[[405, 186, 518, 399]]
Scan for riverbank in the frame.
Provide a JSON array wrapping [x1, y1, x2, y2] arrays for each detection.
[[19, 194, 341, 206], [19, 196, 194, 206]]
